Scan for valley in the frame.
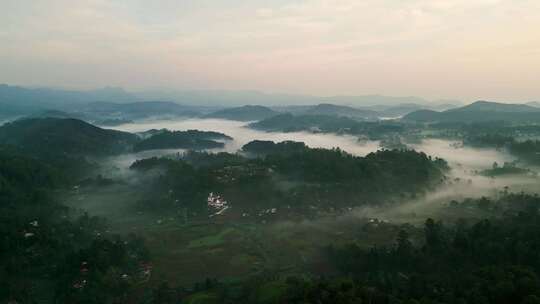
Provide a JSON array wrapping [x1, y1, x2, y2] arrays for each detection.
[[3, 96, 540, 303]]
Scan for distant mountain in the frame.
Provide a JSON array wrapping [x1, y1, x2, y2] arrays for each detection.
[[271, 105, 313, 114], [136, 89, 461, 107], [205, 105, 279, 121], [249, 113, 360, 133], [303, 103, 379, 120], [431, 103, 461, 111], [1, 84, 461, 115], [273, 103, 460, 119], [360, 103, 460, 118], [0, 103, 37, 119], [94, 118, 134, 126], [78, 101, 200, 120], [272, 103, 381, 120], [375, 104, 427, 118], [0, 84, 136, 110], [448, 101, 540, 113], [250, 114, 405, 138], [136, 89, 317, 107], [322, 95, 437, 107], [402, 110, 443, 122], [403, 101, 540, 123], [29, 109, 88, 120], [0, 118, 137, 155]]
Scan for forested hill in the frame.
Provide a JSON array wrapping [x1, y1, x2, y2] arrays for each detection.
[[249, 113, 405, 138], [133, 129, 232, 152], [80, 101, 200, 119], [205, 105, 279, 121], [249, 113, 359, 132], [242, 140, 308, 156], [0, 118, 236, 157], [130, 143, 449, 213], [0, 118, 137, 156], [451, 100, 540, 112], [305, 103, 379, 120], [404, 101, 540, 123], [0, 146, 150, 302]]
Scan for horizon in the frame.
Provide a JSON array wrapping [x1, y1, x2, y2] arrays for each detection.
[[1, 1, 539, 103], [4, 82, 540, 106], [4, 3, 540, 301]]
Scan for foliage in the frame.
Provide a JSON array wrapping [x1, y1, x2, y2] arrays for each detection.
[[133, 129, 232, 152], [165, 194, 540, 303], [480, 162, 532, 177], [0, 117, 137, 156], [129, 142, 448, 213], [249, 113, 406, 139], [242, 140, 308, 156], [0, 148, 149, 303], [205, 105, 279, 121]]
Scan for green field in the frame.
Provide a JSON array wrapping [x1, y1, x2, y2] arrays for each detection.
[[63, 185, 405, 287]]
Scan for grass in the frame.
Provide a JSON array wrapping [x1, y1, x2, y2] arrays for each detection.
[[187, 227, 236, 249], [255, 281, 288, 304], [62, 186, 403, 286], [185, 292, 219, 304]]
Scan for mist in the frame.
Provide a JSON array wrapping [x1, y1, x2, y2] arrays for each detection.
[[35, 116, 540, 288], [4, 0, 540, 300], [110, 118, 381, 155], [95, 118, 540, 225]]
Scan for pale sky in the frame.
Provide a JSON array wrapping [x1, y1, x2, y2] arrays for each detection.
[[1, 0, 539, 102]]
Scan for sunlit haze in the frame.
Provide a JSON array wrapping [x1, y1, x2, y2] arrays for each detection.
[[2, 0, 540, 102]]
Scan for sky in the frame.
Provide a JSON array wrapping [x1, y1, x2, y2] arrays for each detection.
[[1, 0, 539, 102]]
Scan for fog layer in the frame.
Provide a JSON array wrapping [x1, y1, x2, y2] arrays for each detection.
[[102, 118, 540, 224]]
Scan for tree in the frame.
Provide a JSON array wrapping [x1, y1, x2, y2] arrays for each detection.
[[424, 218, 443, 253], [522, 295, 540, 304], [396, 229, 413, 257]]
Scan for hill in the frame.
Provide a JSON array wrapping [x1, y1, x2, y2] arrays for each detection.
[[403, 101, 540, 123], [402, 110, 443, 122], [448, 101, 540, 113], [249, 113, 405, 139], [136, 88, 461, 107], [28, 109, 88, 120], [79, 101, 200, 120], [356, 103, 459, 118], [0, 84, 135, 110], [249, 113, 359, 133], [242, 140, 308, 156], [131, 144, 448, 213], [303, 103, 379, 120], [273, 103, 458, 119], [205, 105, 279, 121], [133, 130, 232, 152], [0, 118, 137, 155]]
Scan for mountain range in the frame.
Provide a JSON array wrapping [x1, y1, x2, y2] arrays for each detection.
[[404, 101, 540, 123], [4, 84, 540, 124], [0, 83, 459, 112]]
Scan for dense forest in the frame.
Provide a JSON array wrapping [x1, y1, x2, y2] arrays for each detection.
[[4, 0, 540, 299], [0, 118, 137, 156], [249, 114, 407, 139], [153, 196, 540, 304], [129, 142, 448, 214], [465, 134, 540, 165], [2, 111, 540, 303], [133, 130, 232, 152], [0, 149, 149, 303]]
